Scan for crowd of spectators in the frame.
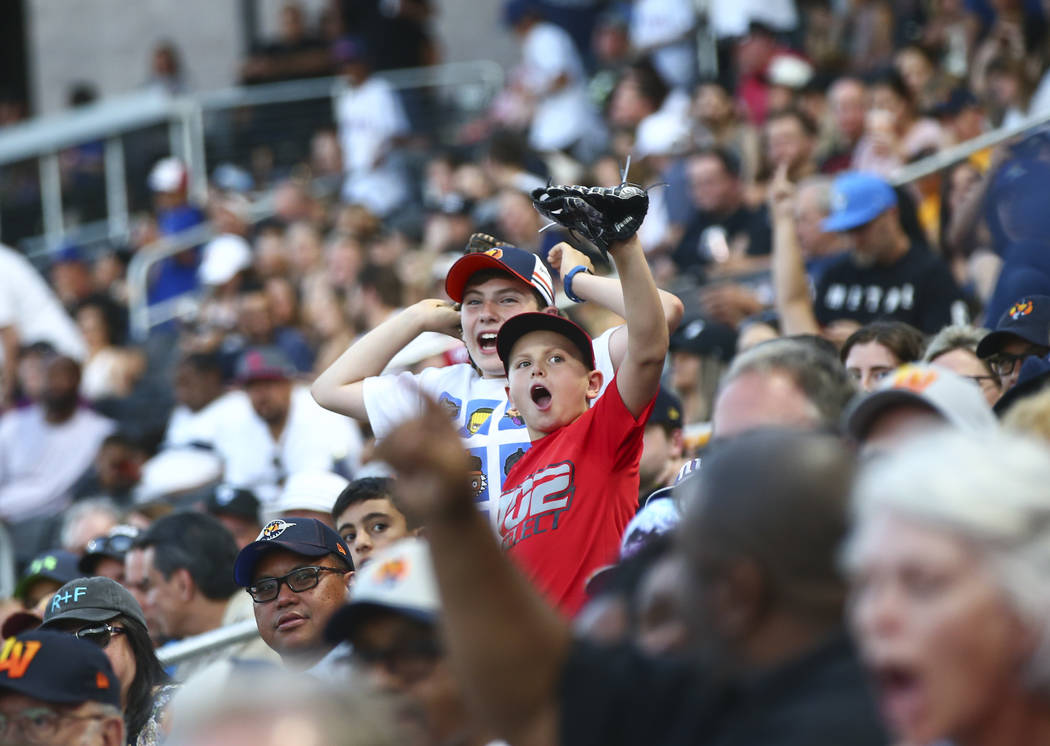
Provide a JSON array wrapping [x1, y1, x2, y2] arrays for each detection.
[[4, 0, 1050, 744]]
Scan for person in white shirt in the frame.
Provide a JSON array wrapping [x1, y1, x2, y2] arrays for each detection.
[[0, 355, 114, 522], [312, 242, 683, 524], [506, 1, 605, 157], [216, 347, 363, 505], [333, 36, 410, 217], [0, 243, 85, 407], [630, 0, 698, 90], [163, 352, 252, 449]]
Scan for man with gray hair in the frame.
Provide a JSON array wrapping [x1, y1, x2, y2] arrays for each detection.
[[712, 336, 856, 438]]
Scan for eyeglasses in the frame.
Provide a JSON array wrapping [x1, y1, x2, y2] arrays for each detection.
[[352, 638, 443, 682], [247, 566, 345, 603], [989, 349, 1046, 377], [74, 623, 125, 648], [0, 707, 108, 743]]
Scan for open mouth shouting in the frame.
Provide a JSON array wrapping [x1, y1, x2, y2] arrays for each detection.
[[530, 383, 552, 410], [871, 662, 926, 731], [477, 332, 498, 354]]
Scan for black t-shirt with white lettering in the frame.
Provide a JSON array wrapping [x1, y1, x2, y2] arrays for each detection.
[[813, 244, 966, 334]]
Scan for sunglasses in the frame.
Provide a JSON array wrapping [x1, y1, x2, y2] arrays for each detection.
[[84, 533, 136, 556], [74, 624, 125, 648], [247, 566, 345, 603]]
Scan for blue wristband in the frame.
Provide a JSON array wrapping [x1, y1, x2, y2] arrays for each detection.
[[563, 265, 592, 303]]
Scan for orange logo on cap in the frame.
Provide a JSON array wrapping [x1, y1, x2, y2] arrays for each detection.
[[0, 638, 41, 679], [890, 365, 939, 393], [374, 559, 407, 586], [336, 542, 347, 556], [1009, 300, 1034, 320], [96, 671, 110, 690], [484, 248, 504, 260]]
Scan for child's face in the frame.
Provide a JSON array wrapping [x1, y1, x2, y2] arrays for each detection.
[[507, 330, 601, 439], [335, 497, 412, 569], [460, 275, 542, 378]]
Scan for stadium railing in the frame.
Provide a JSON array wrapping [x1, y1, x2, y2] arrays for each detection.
[[0, 60, 503, 262], [156, 618, 262, 667]]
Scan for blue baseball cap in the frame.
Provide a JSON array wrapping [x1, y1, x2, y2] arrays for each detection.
[[234, 518, 352, 586], [821, 172, 898, 232], [977, 295, 1050, 358]]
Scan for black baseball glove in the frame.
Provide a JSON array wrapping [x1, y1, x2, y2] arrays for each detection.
[[530, 184, 648, 255]]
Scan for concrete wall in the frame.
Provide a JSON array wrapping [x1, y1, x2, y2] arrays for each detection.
[[27, 0, 244, 114], [26, 0, 516, 116], [433, 0, 516, 69]]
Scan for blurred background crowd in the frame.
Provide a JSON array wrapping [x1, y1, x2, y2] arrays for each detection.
[[3, 0, 1050, 743]]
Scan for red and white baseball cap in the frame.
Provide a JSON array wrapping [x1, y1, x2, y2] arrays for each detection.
[[445, 245, 555, 308]]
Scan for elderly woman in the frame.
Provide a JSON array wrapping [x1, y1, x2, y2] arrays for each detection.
[[923, 324, 1003, 406], [845, 429, 1050, 746]]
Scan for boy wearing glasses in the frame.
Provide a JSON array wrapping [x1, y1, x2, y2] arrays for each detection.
[[234, 518, 354, 676]]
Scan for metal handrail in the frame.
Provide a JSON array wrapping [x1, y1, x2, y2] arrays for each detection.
[[891, 108, 1050, 186], [0, 523, 15, 599], [0, 61, 505, 257], [156, 618, 261, 666], [126, 195, 275, 341]]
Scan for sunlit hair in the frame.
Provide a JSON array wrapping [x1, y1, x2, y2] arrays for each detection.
[[722, 337, 856, 427], [923, 324, 997, 383], [845, 429, 1050, 690]]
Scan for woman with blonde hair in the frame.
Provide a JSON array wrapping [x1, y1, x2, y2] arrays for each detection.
[[845, 429, 1050, 746]]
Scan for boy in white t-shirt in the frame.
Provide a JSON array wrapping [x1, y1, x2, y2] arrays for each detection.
[[312, 242, 682, 522]]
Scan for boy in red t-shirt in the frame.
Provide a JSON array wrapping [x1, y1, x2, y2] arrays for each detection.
[[494, 230, 668, 615]]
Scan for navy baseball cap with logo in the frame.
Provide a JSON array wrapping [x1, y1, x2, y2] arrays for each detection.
[[14, 550, 82, 601], [0, 630, 121, 709], [234, 518, 352, 586], [822, 172, 898, 232], [204, 484, 261, 523], [235, 346, 297, 384], [669, 317, 738, 362], [496, 312, 595, 374], [976, 295, 1050, 358], [649, 387, 683, 430], [445, 245, 556, 308], [40, 576, 148, 631]]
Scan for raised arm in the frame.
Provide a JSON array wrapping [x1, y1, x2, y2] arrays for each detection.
[[376, 397, 570, 746], [1, 325, 18, 410], [310, 299, 461, 421], [607, 235, 669, 417], [548, 242, 683, 371], [769, 165, 821, 336]]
